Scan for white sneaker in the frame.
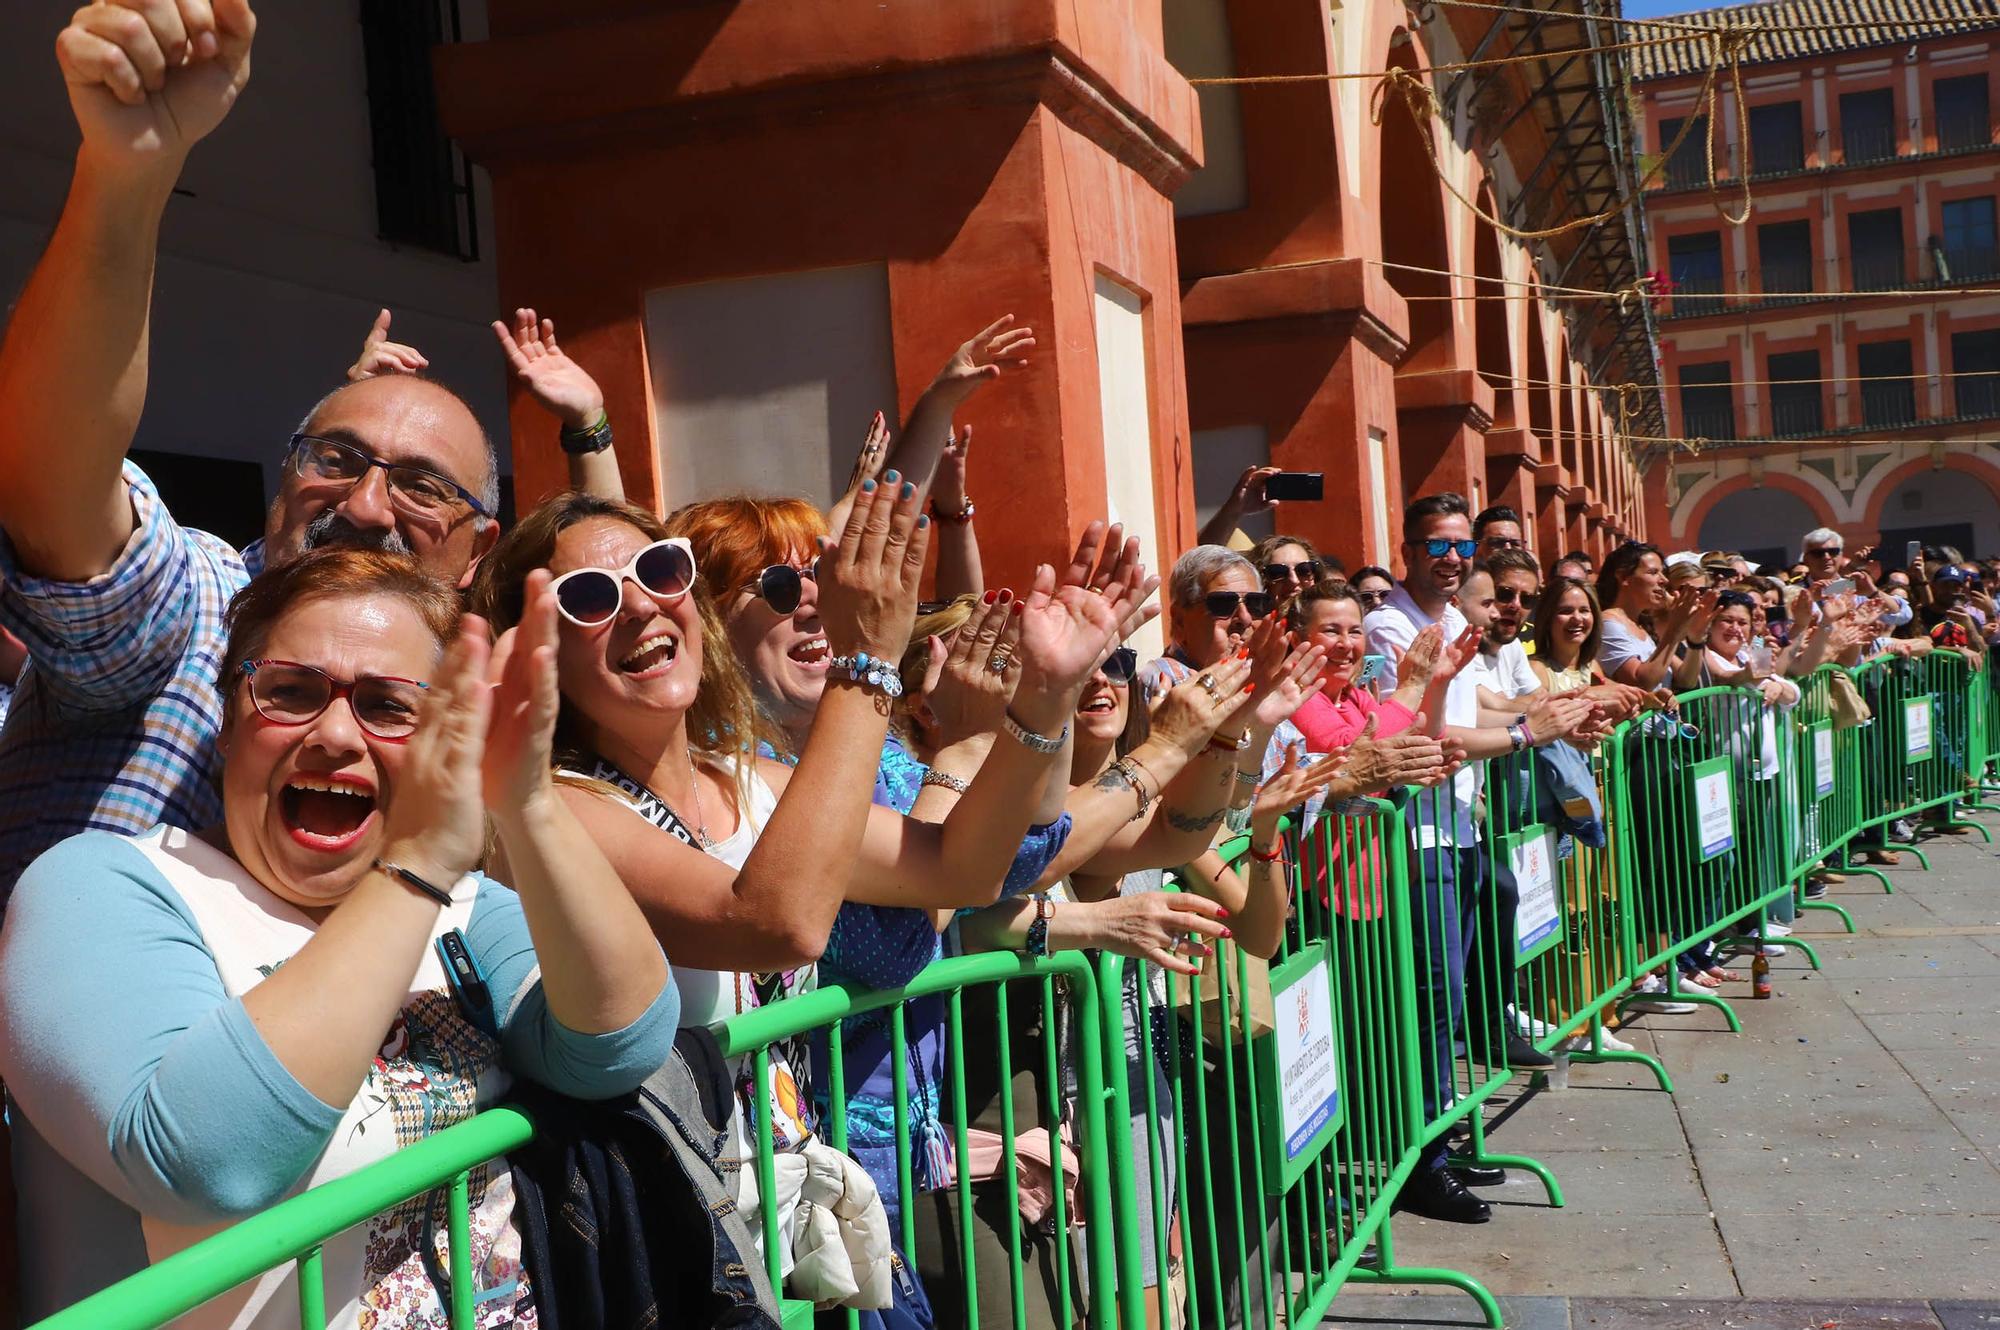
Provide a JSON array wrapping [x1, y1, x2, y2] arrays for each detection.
[[1637, 974, 1669, 995], [1759, 944, 1786, 958], [1764, 922, 1793, 938], [1509, 1004, 1556, 1040], [1557, 1029, 1637, 1054]]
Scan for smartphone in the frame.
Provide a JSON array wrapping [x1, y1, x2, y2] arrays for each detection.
[[1355, 653, 1388, 687], [1823, 577, 1854, 597], [1906, 540, 1924, 567], [1263, 471, 1325, 503]]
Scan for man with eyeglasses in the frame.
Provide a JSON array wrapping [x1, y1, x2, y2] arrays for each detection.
[[0, 1, 513, 900], [1471, 504, 1528, 562]]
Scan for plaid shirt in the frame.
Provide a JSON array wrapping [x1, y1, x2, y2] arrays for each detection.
[[0, 464, 260, 905]]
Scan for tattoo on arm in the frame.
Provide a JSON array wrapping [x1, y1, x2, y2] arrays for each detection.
[[1165, 805, 1227, 835], [1094, 765, 1139, 794]]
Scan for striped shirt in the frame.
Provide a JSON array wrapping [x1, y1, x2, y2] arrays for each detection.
[[0, 464, 260, 905]]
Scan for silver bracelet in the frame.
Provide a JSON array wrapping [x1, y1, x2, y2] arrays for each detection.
[[1002, 708, 1069, 755], [1234, 767, 1260, 787], [920, 769, 970, 795]]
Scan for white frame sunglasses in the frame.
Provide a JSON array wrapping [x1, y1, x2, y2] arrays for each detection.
[[549, 537, 698, 627]]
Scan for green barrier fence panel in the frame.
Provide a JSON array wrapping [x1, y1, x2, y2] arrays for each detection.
[[713, 949, 1119, 1330], [26, 1107, 536, 1330], [1847, 652, 1988, 866]]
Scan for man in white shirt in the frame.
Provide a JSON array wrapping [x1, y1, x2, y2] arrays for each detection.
[[1363, 494, 1587, 1224], [1460, 551, 1543, 709]]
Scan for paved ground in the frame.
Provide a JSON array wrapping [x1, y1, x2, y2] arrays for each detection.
[[1324, 808, 2000, 1330]]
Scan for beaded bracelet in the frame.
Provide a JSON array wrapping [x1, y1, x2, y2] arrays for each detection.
[[827, 652, 905, 699], [921, 769, 970, 795], [1025, 894, 1055, 957]]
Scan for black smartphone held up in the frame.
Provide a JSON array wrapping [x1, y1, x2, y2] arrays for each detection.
[[1263, 471, 1325, 503], [1906, 540, 1924, 568]]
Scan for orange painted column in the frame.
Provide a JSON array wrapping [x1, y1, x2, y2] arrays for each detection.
[[435, 0, 1201, 591], [1394, 367, 1496, 504]]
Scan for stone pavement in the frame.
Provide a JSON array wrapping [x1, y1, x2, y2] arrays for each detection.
[[1324, 810, 2000, 1330]]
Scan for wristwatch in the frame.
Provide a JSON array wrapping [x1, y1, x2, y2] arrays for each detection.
[[559, 410, 614, 456]]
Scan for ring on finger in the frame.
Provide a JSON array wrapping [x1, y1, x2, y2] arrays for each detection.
[[1196, 672, 1221, 697], [988, 652, 1013, 674]]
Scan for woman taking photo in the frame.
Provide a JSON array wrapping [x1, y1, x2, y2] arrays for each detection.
[[1, 549, 679, 1327]]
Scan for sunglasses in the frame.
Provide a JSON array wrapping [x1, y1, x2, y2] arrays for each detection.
[[1493, 586, 1539, 609], [1204, 590, 1276, 619], [240, 659, 427, 741], [1482, 536, 1526, 550], [740, 559, 820, 616], [1100, 646, 1138, 685], [1804, 546, 1843, 559], [1422, 538, 1479, 560], [551, 538, 697, 627], [1262, 560, 1320, 585], [1356, 589, 1390, 608]]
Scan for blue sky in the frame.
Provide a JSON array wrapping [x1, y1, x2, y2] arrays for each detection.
[[1622, 0, 1731, 16]]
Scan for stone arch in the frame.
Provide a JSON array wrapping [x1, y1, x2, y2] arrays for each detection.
[[1675, 468, 1840, 546], [1697, 483, 1824, 564], [1472, 200, 1513, 427], [1374, 33, 1456, 374], [1524, 299, 1553, 441], [1858, 452, 2000, 556]]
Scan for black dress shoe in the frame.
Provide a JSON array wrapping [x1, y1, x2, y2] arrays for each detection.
[[1446, 1156, 1507, 1187], [1397, 1166, 1492, 1224], [1506, 1033, 1554, 1069]]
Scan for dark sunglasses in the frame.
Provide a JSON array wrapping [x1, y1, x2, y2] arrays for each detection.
[[1482, 536, 1526, 550], [1804, 546, 1843, 559], [240, 659, 427, 741], [1493, 586, 1539, 609], [1356, 588, 1390, 608], [551, 538, 697, 627], [1262, 560, 1320, 585], [1423, 538, 1479, 560], [1204, 590, 1275, 619], [740, 559, 820, 616]]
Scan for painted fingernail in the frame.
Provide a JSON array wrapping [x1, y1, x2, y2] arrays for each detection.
[[984, 590, 998, 604], [998, 589, 1014, 603], [916, 514, 930, 529], [1220, 928, 1234, 939], [900, 481, 915, 500], [1217, 906, 1230, 917], [884, 470, 900, 484], [861, 479, 876, 493]]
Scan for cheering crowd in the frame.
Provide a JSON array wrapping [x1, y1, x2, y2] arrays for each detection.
[[0, 4, 1993, 1328]]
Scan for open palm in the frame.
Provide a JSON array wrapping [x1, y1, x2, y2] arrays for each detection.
[[1016, 568, 1120, 690]]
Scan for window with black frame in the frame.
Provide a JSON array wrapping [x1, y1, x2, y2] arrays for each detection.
[[1934, 75, 1991, 153], [1847, 208, 1905, 290], [1840, 88, 1898, 163], [1668, 231, 1726, 315], [1756, 218, 1813, 300], [1952, 329, 2000, 419], [1677, 362, 1736, 440], [1766, 350, 1823, 435], [1658, 114, 1710, 189], [1856, 340, 1917, 427], [1749, 101, 1805, 175], [1936, 197, 1998, 282]]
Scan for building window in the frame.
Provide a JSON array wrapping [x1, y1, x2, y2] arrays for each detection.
[[1934, 198, 1998, 282], [1953, 329, 2000, 418], [359, 0, 478, 260], [1767, 350, 1823, 435], [1935, 75, 1991, 152], [1847, 208, 1905, 290], [129, 450, 268, 550], [1749, 101, 1805, 175], [1840, 89, 1898, 163], [1658, 114, 1709, 189], [1756, 219, 1813, 300], [1677, 362, 1735, 439], [1857, 340, 1917, 427], [1667, 231, 1725, 315]]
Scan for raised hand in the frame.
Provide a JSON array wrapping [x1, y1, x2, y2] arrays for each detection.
[[483, 571, 561, 819], [1149, 654, 1254, 755], [1058, 521, 1161, 657], [934, 425, 973, 514], [1089, 891, 1229, 977], [1015, 564, 1123, 699], [929, 315, 1036, 406], [928, 591, 1023, 745], [58, 0, 256, 174], [1340, 712, 1451, 794], [816, 471, 930, 670], [1253, 740, 1353, 828], [829, 411, 893, 533], [378, 617, 494, 885], [1431, 624, 1483, 685], [492, 308, 606, 431], [1399, 623, 1448, 691], [1250, 638, 1330, 731], [349, 308, 428, 382], [1228, 465, 1281, 520]]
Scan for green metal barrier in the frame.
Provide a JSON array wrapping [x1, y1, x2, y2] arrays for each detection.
[[26, 1107, 536, 1330], [1847, 652, 1989, 869]]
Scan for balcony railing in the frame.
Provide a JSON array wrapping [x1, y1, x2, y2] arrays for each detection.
[[1932, 246, 1999, 283], [1668, 273, 1726, 316], [1938, 112, 1992, 152], [1751, 134, 1805, 176], [1768, 394, 1825, 436], [1679, 405, 1737, 439], [1851, 249, 1906, 291], [1758, 261, 1814, 301], [1861, 381, 1919, 427], [1959, 375, 2000, 419], [1842, 124, 1899, 164]]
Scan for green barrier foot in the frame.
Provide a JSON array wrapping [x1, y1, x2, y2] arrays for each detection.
[[1799, 899, 1857, 933], [1843, 864, 1896, 894], [1883, 841, 1931, 870], [1572, 1044, 1675, 1092], [1943, 819, 1993, 842], [1345, 1262, 1504, 1328], [1776, 934, 1824, 969], [1464, 1151, 1565, 1207]]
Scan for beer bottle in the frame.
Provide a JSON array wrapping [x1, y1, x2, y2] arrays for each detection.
[[1751, 948, 1772, 999]]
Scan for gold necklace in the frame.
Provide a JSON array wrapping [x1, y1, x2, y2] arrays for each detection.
[[684, 747, 715, 850]]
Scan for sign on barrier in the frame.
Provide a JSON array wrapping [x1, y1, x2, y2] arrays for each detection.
[[1811, 722, 1835, 799], [1259, 939, 1342, 1192], [1693, 754, 1735, 859], [1905, 696, 1934, 763], [1507, 825, 1562, 962]]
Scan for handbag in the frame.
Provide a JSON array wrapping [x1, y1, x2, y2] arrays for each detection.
[[1169, 938, 1275, 1044], [1829, 670, 1872, 730]]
